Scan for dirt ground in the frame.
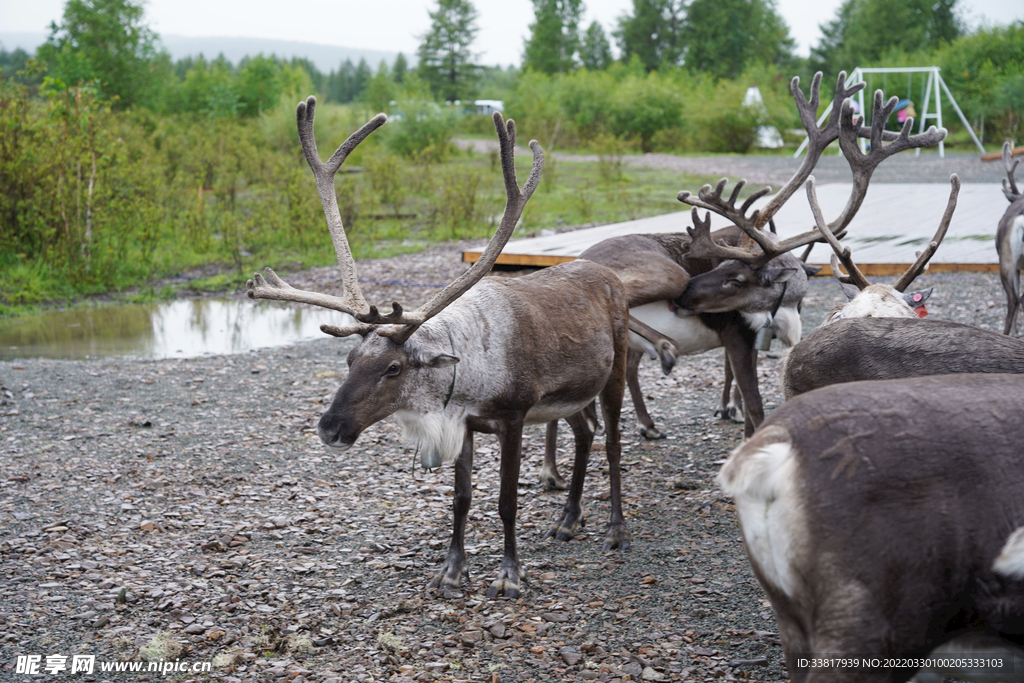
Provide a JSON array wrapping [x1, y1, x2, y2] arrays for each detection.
[[1, 235, 1010, 683]]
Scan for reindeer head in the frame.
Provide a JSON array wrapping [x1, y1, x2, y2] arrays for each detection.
[[812, 173, 959, 326], [674, 73, 945, 320], [670, 211, 808, 315], [246, 97, 543, 457], [317, 328, 459, 451]]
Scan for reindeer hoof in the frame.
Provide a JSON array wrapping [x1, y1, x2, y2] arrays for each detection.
[[427, 558, 467, 598], [546, 510, 585, 542], [539, 471, 569, 491], [657, 342, 678, 375], [714, 406, 744, 424], [486, 564, 522, 599], [602, 524, 631, 552], [640, 425, 666, 440]]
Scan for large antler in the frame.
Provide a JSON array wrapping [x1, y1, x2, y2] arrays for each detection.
[[681, 199, 831, 270], [892, 174, 959, 292], [753, 71, 865, 228], [246, 97, 544, 341], [805, 177, 871, 290], [1004, 141, 1021, 201], [247, 99, 385, 319], [678, 72, 946, 267], [809, 174, 960, 293], [831, 93, 947, 234]]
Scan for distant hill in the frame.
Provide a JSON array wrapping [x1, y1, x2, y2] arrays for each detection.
[[0, 32, 402, 73]]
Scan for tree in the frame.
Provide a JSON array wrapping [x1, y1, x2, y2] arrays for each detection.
[[523, 0, 584, 74], [679, 0, 794, 80], [237, 54, 282, 117], [580, 21, 613, 70], [362, 61, 396, 112], [811, 0, 964, 76], [393, 52, 409, 84], [417, 0, 479, 101], [327, 59, 356, 103], [614, 0, 682, 72], [37, 0, 159, 108]]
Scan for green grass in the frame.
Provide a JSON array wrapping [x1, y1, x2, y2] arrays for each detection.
[[0, 147, 738, 318]]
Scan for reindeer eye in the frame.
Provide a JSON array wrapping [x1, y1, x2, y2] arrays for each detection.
[[384, 362, 401, 377]]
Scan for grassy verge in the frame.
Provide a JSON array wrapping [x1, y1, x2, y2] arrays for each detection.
[[0, 145, 736, 319]]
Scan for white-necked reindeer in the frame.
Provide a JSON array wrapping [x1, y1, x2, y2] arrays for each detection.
[[781, 174, 1024, 398], [719, 373, 1024, 683], [810, 172, 954, 327], [997, 141, 1024, 335], [248, 100, 631, 599]]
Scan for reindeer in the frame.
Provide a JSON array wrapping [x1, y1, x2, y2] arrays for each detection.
[[540, 74, 946, 489], [781, 174, 1024, 398], [997, 141, 1024, 335], [668, 82, 945, 430], [809, 173, 953, 327], [248, 99, 631, 599], [718, 372, 1024, 683]]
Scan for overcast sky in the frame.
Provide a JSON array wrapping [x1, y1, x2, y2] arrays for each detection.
[[2, 0, 1021, 67]]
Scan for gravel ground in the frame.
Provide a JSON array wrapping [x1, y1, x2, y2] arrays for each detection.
[[1, 229, 1010, 683]]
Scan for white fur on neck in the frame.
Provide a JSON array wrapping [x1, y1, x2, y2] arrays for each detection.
[[994, 525, 1024, 580], [771, 306, 802, 347], [394, 409, 466, 466], [741, 311, 770, 333]]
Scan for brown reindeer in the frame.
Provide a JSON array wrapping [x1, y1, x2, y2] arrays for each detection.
[[997, 141, 1024, 335], [540, 74, 947, 489], [719, 373, 1024, 682], [248, 99, 630, 599], [548, 72, 946, 458]]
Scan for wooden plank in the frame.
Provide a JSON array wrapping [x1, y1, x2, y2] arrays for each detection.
[[462, 251, 1000, 274], [462, 251, 576, 267], [981, 145, 1024, 162], [814, 262, 1000, 276]]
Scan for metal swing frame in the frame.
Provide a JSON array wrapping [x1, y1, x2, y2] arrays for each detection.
[[794, 66, 986, 159]]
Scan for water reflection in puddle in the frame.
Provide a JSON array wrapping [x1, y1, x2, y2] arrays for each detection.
[[0, 299, 355, 360]]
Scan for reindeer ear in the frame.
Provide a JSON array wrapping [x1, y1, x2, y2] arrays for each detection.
[[840, 283, 861, 301], [902, 287, 933, 307], [756, 266, 797, 287], [802, 263, 822, 276], [424, 353, 459, 368], [773, 268, 798, 283]]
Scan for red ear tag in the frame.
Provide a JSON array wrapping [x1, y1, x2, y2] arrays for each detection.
[[913, 293, 923, 302], [915, 305, 928, 318]]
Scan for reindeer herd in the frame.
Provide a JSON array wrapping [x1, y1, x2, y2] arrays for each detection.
[[248, 74, 1024, 682]]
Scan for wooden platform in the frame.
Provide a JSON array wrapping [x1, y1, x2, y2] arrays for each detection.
[[463, 183, 1007, 275]]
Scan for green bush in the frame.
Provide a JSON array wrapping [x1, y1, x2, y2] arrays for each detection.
[[387, 101, 458, 160]]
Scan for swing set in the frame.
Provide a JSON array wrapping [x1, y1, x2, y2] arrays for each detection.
[[794, 66, 985, 159]]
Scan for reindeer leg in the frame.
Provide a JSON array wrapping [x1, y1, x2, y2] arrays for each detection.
[[625, 348, 665, 439], [629, 315, 678, 374], [427, 428, 473, 598], [715, 351, 745, 423], [1011, 270, 1019, 339], [720, 322, 763, 438], [488, 419, 525, 599], [600, 334, 631, 552], [546, 410, 595, 541], [539, 421, 568, 491], [1003, 259, 1021, 336], [729, 382, 745, 422]]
